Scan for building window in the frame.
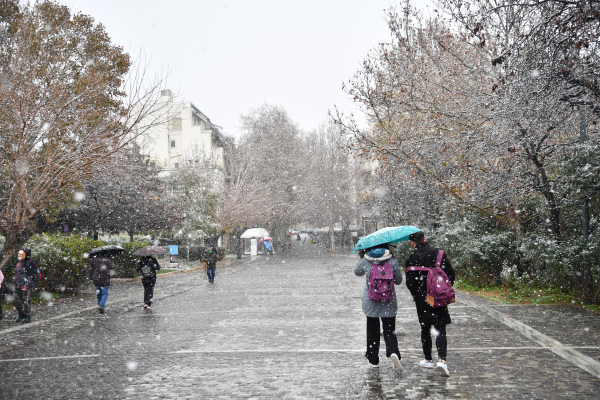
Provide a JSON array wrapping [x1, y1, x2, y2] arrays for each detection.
[[174, 162, 180, 169], [171, 117, 182, 130], [170, 140, 176, 148], [192, 113, 204, 128]]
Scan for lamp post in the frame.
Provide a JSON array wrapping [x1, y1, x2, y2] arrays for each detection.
[[186, 190, 195, 265]]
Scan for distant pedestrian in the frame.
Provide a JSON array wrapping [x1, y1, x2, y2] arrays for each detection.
[[405, 231, 455, 377], [206, 245, 218, 283], [137, 256, 160, 309], [89, 254, 114, 314], [0, 268, 4, 321], [354, 245, 403, 371], [13, 249, 40, 323]]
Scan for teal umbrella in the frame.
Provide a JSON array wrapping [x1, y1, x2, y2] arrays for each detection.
[[352, 226, 421, 253]]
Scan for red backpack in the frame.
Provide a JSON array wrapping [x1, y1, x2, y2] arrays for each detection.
[[408, 250, 455, 307]]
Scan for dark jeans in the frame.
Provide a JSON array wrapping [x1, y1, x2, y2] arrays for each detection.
[[207, 269, 215, 281], [421, 322, 447, 361], [365, 316, 400, 365], [142, 277, 156, 306], [13, 287, 32, 317]]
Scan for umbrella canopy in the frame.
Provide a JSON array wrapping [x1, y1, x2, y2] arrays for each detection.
[[133, 246, 167, 256], [352, 226, 421, 254], [240, 228, 269, 239], [89, 245, 125, 256]]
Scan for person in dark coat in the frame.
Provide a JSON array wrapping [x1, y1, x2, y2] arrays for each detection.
[[206, 245, 218, 283], [13, 249, 40, 323], [0, 269, 4, 321], [404, 231, 455, 377], [89, 254, 114, 314], [137, 256, 160, 309]]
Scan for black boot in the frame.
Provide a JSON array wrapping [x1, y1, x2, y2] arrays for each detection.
[[23, 315, 31, 323], [15, 313, 23, 323]]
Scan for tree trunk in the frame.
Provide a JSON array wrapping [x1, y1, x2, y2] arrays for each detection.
[[532, 159, 561, 240], [129, 230, 134, 242], [0, 221, 35, 271], [329, 218, 335, 255]]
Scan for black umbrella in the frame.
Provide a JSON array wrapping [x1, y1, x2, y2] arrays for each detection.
[[133, 246, 167, 256], [89, 245, 125, 257]]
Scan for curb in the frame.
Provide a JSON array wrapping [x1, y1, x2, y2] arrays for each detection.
[[110, 259, 235, 282]]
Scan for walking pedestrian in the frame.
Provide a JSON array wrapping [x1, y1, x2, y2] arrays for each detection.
[[206, 245, 218, 283], [0, 268, 4, 321], [13, 249, 40, 323], [404, 231, 455, 377], [354, 245, 403, 371], [89, 253, 114, 314], [137, 256, 160, 309]]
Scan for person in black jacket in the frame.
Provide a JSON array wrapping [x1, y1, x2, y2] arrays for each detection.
[[206, 245, 218, 283], [404, 231, 455, 377], [13, 249, 40, 323], [89, 254, 114, 314], [137, 256, 160, 308]]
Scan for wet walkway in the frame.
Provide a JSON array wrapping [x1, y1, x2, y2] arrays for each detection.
[[0, 246, 599, 398]]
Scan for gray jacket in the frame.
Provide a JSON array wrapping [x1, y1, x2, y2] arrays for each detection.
[[354, 256, 403, 318]]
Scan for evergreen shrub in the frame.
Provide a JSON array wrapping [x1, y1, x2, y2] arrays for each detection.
[[2, 234, 104, 294], [111, 241, 148, 278]]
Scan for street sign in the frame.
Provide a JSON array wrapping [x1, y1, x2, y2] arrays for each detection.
[[169, 245, 178, 255]]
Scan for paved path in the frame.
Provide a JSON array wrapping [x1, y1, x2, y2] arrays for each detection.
[[1, 246, 600, 398]]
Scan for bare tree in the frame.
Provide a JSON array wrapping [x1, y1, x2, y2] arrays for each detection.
[[299, 119, 356, 253], [0, 1, 170, 268]]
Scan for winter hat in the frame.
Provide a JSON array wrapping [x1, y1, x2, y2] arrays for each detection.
[[366, 248, 386, 258]]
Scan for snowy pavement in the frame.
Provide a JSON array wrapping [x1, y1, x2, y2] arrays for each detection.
[[1, 246, 600, 398]]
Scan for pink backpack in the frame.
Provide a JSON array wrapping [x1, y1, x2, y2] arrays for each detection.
[[408, 250, 455, 307], [368, 262, 394, 301]]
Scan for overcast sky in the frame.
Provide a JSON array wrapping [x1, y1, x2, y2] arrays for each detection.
[[67, 0, 431, 137]]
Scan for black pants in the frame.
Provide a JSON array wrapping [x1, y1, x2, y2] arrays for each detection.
[[420, 322, 447, 361], [365, 316, 400, 365], [13, 287, 32, 317], [142, 277, 156, 306]]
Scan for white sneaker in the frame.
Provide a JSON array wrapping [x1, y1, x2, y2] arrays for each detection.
[[390, 354, 402, 371], [420, 359, 434, 368], [368, 362, 379, 369], [436, 360, 450, 377]]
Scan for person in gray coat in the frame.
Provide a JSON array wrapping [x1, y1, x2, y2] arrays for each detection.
[[355, 245, 403, 370]]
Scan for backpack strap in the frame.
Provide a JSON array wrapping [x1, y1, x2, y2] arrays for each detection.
[[407, 266, 429, 272], [435, 250, 444, 268]]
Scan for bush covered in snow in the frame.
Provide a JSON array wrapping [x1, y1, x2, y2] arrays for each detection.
[[111, 241, 148, 278], [1, 234, 104, 294], [431, 208, 600, 295]]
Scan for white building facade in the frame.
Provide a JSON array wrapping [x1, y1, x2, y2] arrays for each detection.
[[141, 90, 225, 169]]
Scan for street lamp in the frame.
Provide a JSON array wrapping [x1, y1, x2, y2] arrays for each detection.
[[186, 190, 194, 265]]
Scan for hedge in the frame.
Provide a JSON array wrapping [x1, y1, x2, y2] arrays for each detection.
[[0, 234, 147, 296], [111, 241, 148, 278], [1, 234, 104, 294]]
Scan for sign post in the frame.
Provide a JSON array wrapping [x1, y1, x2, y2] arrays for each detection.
[[169, 245, 179, 264]]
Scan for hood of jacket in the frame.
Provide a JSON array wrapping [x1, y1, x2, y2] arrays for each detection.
[[364, 249, 393, 264]]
